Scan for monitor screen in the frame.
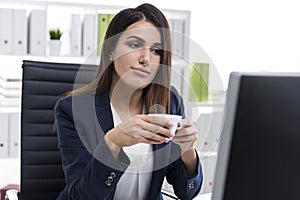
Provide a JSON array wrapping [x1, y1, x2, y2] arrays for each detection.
[[212, 72, 300, 200]]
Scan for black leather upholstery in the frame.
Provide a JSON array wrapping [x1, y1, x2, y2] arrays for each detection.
[[20, 60, 96, 200]]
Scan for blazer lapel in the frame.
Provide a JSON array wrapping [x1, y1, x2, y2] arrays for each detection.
[[95, 89, 114, 134], [71, 90, 113, 155]]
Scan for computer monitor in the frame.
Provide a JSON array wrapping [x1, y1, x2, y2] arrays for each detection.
[[212, 72, 300, 200]]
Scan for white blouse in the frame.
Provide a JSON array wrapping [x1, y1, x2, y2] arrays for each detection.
[[110, 104, 154, 200]]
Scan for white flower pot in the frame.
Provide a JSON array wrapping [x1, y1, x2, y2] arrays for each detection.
[[49, 40, 61, 56]]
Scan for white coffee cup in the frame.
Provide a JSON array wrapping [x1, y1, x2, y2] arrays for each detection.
[[148, 114, 182, 135]]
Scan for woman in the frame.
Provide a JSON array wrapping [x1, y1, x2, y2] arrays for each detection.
[[55, 3, 203, 200]]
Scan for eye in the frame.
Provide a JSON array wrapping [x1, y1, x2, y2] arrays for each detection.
[[127, 41, 142, 49], [151, 48, 162, 56]]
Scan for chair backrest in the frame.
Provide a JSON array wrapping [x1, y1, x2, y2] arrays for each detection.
[[20, 60, 96, 199]]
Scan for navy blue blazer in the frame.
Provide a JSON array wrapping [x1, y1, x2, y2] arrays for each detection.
[[54, 88, 203, 200]]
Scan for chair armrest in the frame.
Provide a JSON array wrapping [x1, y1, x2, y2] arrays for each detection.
[[0, 184, 19, 200]]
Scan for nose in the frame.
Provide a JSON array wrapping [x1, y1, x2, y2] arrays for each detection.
[[139, 48, 150, 66]]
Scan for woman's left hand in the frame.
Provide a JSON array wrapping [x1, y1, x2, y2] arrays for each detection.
[[172, 118, 199, 175], [172, 118, 198, 154]]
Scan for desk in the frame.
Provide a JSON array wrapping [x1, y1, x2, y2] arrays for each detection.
[[195, 193, 212, 200], [1, 158, 213, 199]]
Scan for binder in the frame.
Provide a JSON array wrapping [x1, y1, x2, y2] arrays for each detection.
[[189, 63, 209, 102], [0, 74, 21, 98], [172, 19, 185, 58], [97, 13, 108, 55], [199, 63, 209, 101], [70, 14, 82, 56], [97, 13, 114, 55], [0, 9, 13, 54], [171, 63, 183, 94], [28, 10, 47, 56], [196, 111, 223, 152], [108, 14, 115, 24], [82, 14, 97, 57], [9, 113, 20, 157], [13, 9, 27, 55], [0, 113, 9, 158], [200, 152, 217, 194]]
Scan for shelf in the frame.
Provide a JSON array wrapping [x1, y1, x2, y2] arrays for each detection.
[[0, 54, 100, 69], [0, 105, 20, 113], [0, 0, 191, 109]]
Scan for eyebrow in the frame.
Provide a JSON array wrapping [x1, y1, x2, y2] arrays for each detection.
[[126, 36, 162, 47]]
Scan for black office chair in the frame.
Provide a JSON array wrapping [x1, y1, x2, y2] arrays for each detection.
[[20, 60, 96, 199], [18, 60, 179, 200]]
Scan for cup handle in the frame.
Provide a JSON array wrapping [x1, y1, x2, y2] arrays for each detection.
[[176, 121, 183, 130]]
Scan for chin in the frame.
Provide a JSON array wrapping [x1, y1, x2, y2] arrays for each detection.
[[130, 82, 151, 90]]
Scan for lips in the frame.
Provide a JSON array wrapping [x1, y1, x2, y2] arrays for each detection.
[[131, 67, 150, 75]]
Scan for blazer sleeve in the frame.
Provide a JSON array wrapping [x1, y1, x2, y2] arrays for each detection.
[[166, 87, 203, 199], [54, 96, 130, 199]]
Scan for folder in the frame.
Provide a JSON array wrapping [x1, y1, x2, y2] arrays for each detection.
[[82, 14, 97, 57], [200, 152, 217, 194], [70, 14, 82, 56], [0, 113, 9, 158], [172, 19, 185, 58], [0, 9, 13, 54], [9, 113, 20, 157], [0, 74, 22, 98], [196, 111, 223, 152], [189, 63, 209, 102], [13, 9, 27, 55], [28, 10, 47, 56], [97, 13, 108, 55], [97, 13, 115, 55], [108, 14, 115, 23], [171, 63, 183, 94]]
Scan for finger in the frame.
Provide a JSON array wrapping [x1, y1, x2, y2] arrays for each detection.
[[139, 129, 170, 143], [172, 134, 198, 143], [139, 116, 174, 138], [141, 115, 174, 128], [179, 118, 194, 128], [139, 135, 168, 144], [147, 124, 173, 138], [175, 125, 198, 137]]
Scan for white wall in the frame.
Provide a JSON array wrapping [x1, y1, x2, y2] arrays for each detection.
[[188, 0, 300, 87]]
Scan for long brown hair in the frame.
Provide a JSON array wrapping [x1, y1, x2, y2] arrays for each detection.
[[69, 3, 172, 113]]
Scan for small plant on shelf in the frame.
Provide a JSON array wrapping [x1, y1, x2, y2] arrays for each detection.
[[49, 28, 63, 56], [49, 28, 63, 40]]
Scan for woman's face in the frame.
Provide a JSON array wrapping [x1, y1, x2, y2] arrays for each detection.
[[111, 20, 162, 90]]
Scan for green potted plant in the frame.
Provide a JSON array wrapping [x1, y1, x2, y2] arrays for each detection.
[[49, 28, 63, 40], [49, 28, 63, 56]]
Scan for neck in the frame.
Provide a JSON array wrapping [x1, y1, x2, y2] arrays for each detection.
[[109, 75, 144, 118]]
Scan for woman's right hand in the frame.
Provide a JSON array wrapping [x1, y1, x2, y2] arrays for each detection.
[[105, 114, 174, 156]]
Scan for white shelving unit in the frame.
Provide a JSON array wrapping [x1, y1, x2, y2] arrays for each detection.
[[0, 0, 192, 105], [0, 0, 224, 197]]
